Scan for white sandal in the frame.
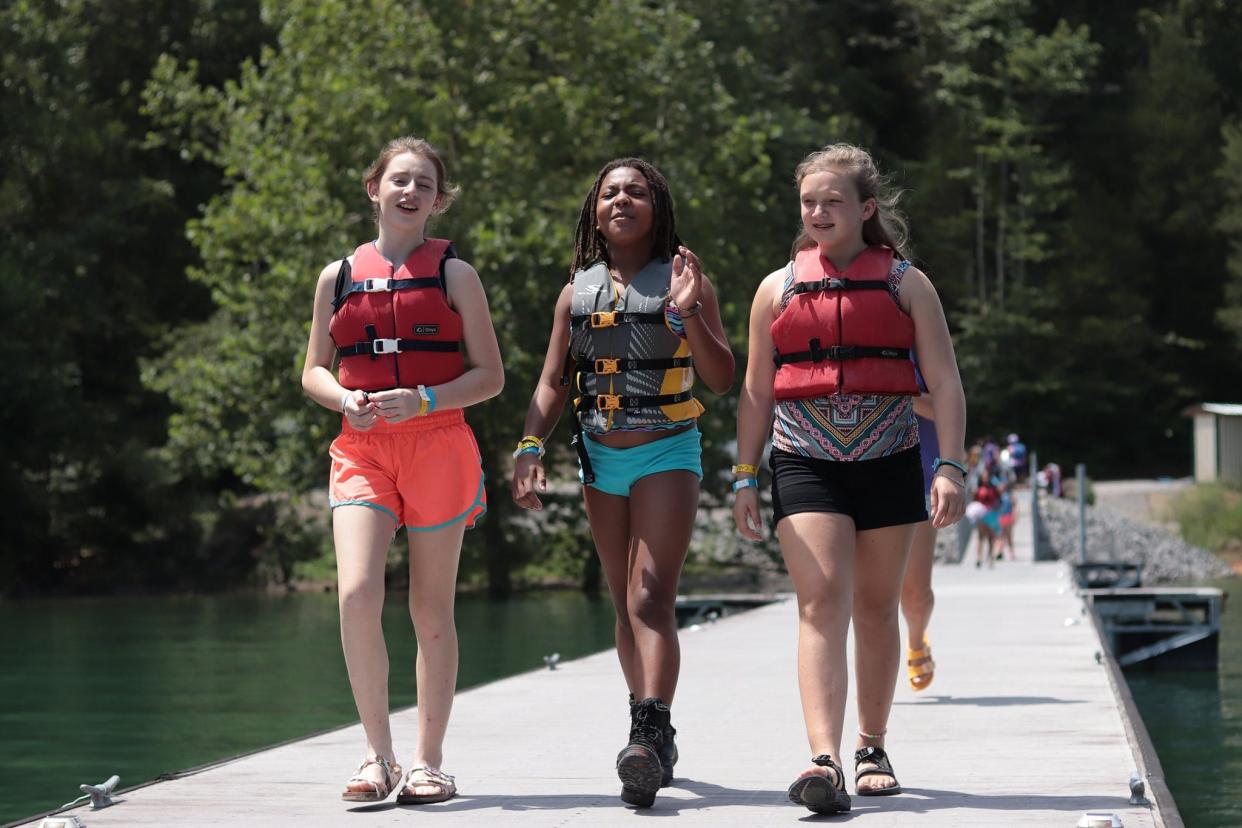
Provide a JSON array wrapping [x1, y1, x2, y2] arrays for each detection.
[[341, 756, 402, 802], [396, 765, 457, 804]]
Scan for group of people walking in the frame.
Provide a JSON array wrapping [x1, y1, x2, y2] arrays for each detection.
[[300, 136, 967, 813]]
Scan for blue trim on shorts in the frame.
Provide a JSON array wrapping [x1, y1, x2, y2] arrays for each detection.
[[406, 473, 488, 532], [578, 427, 703, 497], [328, 498, 400, 524]]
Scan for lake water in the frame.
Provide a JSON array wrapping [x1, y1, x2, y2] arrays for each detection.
[[0, 590, 619, 824], [1126, 576, 1242, 828]]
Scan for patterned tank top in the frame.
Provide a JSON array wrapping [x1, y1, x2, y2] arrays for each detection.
[[771, 257, 919, 461]]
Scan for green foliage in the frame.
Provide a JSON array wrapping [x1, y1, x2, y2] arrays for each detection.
[[1172, 484, 1242, 554], [7, 0, 1242, 593]]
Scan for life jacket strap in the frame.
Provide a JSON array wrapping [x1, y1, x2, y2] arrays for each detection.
[[338, 338, 461, 358], [570, 310, 667, 330], [582, 356, 694, 376], [789, 277, 889, 296], [575, 390, 694, 413], [774, 339, 910, 367]]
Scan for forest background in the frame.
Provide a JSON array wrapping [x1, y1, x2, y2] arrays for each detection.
[[4, 0, 1242, 597]]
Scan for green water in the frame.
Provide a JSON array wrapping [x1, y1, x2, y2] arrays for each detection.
[[0, 590, 619, 824], [1127, 576, 1242, 828]]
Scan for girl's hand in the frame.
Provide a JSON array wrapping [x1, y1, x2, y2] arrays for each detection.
[[669, 245, 704, 311], [342, 389, 378, 431], [511, 453, 546, 510], [368, 388, 420, 423], [929, 473, 966, 528], [732, 486, 765, 541]]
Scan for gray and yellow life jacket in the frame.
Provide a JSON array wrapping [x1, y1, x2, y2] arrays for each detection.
[[567, 259, 703, 434]]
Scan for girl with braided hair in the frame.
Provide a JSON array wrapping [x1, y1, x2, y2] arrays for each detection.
[[511, 158, 734, 808]]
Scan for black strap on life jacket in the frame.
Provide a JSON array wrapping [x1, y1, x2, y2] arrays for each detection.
[[573, 390, 694, 413], [773, 339, 910, 367], [569, 310, 667, 330], [337, 323, 461, 360], [788, 277, 889, 296], [555, 351, 597, 484], [577, 356, 694, 378], [331, 244, 459, 311]]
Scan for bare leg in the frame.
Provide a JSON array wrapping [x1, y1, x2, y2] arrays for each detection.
[[403, 520, 466, 786], [853, 522, 917, 793], [334, 505, 400, 793], [901, 521, 937, 671], [626, 470, 698, 702], [778, 512, 856, 782], [583, 487, 639, 695]]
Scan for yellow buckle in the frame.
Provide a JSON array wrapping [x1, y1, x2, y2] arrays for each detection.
[[590, 311, 618, 328], [595, 394, 622, 411], [594, 358, 620, 375]]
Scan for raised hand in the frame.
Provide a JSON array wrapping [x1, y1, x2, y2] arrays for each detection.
[[669, 245, 704, 312]]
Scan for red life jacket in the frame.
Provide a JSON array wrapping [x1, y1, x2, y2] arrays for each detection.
[[771, 245, 918, 399], [328, 239, 464, 392]]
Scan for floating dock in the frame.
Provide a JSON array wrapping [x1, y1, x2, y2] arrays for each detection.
[[19, 492, 1177, 826]]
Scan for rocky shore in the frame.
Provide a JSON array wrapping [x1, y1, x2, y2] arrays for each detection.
[[1037, 492, 1234, 584]]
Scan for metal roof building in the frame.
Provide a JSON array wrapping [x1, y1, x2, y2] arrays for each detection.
[[1184, 402, 1242, 485]]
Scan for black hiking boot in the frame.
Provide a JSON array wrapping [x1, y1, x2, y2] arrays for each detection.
[[629, 694, 677, 787], [616, 697, 667, 807]]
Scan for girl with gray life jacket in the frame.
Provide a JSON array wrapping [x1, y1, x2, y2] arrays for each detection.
[[510, 158, 734, 809], [301, 136, 503, 806], [732, 144, 967, 814]]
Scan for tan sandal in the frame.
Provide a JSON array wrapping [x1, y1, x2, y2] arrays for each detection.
[[341, 755, 403, 802], [907, 636, 935, 691], [397, 766, 457, 804]]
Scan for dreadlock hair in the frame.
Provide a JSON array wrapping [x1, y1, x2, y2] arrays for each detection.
[[568, 158, 683, 278], [790, 143, 909, 260]]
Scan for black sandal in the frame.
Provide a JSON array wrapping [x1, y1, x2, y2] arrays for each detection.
[[787, 754, 851, 814], [854, 745, 902, 796]]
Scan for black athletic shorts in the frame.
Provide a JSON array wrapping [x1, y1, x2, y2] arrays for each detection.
[[770, 445, 928, 531]]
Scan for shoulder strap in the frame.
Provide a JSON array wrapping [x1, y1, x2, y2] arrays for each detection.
[[331, 258, 352, 311]]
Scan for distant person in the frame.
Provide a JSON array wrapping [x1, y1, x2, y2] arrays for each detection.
[[732, 143, 966, 814], [511, 158, 734, 809], [901, 360, 940, 692], [301, 137, 503, 804], [972, 464, 1003, 567], [996, 484, 1018, 560], [1007, 433, 1028, 482]]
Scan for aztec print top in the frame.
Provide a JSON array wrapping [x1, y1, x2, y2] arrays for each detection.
[[771, 256, 920, 461]]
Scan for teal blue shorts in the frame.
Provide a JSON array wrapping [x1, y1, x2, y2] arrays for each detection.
[[579, 427, 703, 496]]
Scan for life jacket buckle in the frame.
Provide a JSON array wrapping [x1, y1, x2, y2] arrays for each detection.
[[594, 358, 620, 375], [590, 311, 618, 328], [594, 394, 623, 411], [362, 278, 391, 292], [371, 338, 400, 354]]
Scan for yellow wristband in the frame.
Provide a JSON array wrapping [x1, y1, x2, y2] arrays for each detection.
[[732, 463, 759, 477], [416, 385, 430, 416]]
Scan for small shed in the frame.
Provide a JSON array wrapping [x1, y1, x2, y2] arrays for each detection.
[[1183, 402, 1242, 485]]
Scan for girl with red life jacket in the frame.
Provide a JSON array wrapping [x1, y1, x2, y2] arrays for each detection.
[[732, 144, 966, 814], [510, 159, 734, 809], [301, 136, 503, 805]]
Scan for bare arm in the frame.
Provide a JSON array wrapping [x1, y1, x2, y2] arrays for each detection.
[[301, 260, 379, 429], [732, 269, 783, 541], [670, 247, 734, 394], [901, 266, 967, 528], [511, 282, 575, 510]]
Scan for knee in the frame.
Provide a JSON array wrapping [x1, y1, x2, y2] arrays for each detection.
[[902, 587, 934, 621], [629, 581, 677, 629], [797, 593, 850, 630], [853, 590, 900, 627], [338, 581, 383, 618]]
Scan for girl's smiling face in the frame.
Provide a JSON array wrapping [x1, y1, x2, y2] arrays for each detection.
[[368, 151, 441, 228], [594, 167, 655, 249], [799, 168, 875, 253]]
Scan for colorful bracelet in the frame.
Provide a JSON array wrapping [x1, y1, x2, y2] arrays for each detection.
[[513, 435, 546, 459], [931, 457, 968, 477], [732, 463, 759, 477], [513, 445, 543, 459], [426, 386, 437, 414], [672, 300, 702, 318], [731, 477, 759, 493]]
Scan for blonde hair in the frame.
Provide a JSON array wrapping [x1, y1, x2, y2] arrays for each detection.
[[363, 136, 459, 220], [790, 143, 909, 259]]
